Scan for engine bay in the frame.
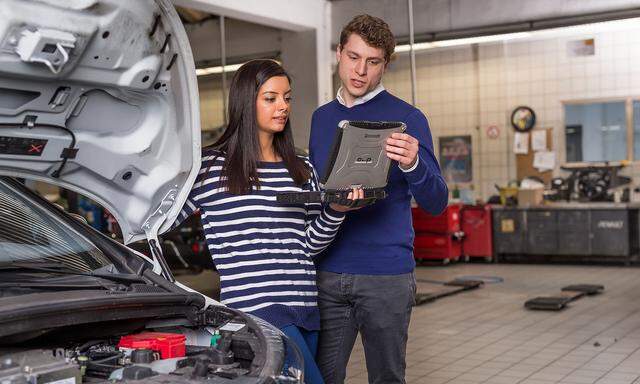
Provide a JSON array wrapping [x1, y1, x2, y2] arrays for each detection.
[[0, 306, 289, 383]]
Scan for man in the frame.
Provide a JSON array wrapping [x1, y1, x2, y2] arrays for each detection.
[[308, 14, 448, 384]]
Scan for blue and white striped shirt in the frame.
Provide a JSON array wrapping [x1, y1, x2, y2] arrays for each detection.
[[176, 149, 345, 330]]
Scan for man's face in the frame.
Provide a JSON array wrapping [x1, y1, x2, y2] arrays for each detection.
[[336, 33, 386, 102]]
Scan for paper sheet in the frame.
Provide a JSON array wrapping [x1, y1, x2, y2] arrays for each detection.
[[533, 151, 555, 171], [514, 132, 529, 154], [531, 130, 547, 151]]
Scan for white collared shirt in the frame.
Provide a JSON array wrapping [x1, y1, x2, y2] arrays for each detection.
[[336, 83, 385, 107]]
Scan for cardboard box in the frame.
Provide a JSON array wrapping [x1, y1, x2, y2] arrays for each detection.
[[518, 188, 544, 206]]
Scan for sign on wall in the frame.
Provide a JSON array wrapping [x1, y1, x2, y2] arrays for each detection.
[[439, 135, 472, 183]]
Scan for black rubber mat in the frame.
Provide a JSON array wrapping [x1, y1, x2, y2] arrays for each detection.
[[525, 284, 604, 311], [525, 296, 573, 310], [561, 284, 605, 295], [414, 279, 484, 306], [444, 279, 484, 288]]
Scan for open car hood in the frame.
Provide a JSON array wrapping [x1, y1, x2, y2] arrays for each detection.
[[0, 0, 200, 244]]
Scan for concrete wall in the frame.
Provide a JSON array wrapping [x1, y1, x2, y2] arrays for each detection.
[[185, 18, 282, 65], [179, 7, 323, 148], [280, 29, 319, 148], [381, 20, 640, 200], [173, 0, 333, 105]]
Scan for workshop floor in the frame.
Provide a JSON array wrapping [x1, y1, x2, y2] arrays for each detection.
[[178, 263, 640, 384], [346, 263, 640, 384]]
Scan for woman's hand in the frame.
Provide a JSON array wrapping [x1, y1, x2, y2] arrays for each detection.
[[329, 187, 366, 212]]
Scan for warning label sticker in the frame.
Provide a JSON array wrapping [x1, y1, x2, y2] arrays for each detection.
[[0, 136, 48, 156]]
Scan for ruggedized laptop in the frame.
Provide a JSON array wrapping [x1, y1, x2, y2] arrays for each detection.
[[277, 120, 406, 208]]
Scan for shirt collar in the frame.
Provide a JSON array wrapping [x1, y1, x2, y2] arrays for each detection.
[[336, 83, 385, 107]]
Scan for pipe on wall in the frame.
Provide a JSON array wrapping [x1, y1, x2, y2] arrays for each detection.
[[407, 0, 417, 106], [220, 15, 228, 126]]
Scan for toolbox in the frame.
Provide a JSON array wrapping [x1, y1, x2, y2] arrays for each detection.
[[413, 233, 462, 261], [412, 205, 463, 262], [412, 205, 461, 233], [461, 205, 493, 261]]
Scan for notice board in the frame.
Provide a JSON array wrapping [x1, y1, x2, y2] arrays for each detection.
[[516, 128, 553, 184]]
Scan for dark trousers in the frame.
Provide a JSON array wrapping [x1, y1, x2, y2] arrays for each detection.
[[316, 271, 416, 384]]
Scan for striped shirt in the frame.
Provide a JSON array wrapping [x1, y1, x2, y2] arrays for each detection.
[[175, 149, 345, 330]]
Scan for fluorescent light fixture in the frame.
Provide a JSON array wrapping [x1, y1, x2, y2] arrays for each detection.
[[395, 32, 531, 53], [196, 63, 244, 76], [394, 16, 640, 53]]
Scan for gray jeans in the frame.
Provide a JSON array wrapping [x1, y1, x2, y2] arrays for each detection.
[[316, 271, 416, 384]]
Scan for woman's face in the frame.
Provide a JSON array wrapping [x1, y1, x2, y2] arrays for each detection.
[[255, 75, 291, 135]]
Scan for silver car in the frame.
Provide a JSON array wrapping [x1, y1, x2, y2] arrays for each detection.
[[0, 1, 301, 382]]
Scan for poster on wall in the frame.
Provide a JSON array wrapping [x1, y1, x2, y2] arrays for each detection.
[[439, 135, 472, 183]]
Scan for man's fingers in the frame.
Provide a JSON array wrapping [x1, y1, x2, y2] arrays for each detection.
[[387, 152, 411, 165], [390, 132, 409, 141], [389, 132, 419, 145], [386, 145, 409, 156], [386, 138, 408, 148]]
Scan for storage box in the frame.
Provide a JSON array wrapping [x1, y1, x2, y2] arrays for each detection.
[[412, 205, 461, 233], [518, 188, 543, 206], [413, 233, 462, 261], [461, 205, 493, 259]]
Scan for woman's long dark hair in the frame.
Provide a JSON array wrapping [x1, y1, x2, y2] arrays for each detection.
[[210, 59, 310, 195]]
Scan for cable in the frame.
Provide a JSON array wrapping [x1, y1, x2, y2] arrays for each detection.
[[0, 121, 77, 179], [416, 276, 504, 285]]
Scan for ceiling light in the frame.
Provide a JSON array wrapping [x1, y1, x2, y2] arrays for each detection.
[[394, 16, 640, 53], [196, 63, 244, 76]]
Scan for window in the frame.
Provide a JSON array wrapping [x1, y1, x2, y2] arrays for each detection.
[[0, 179, 112, 272], [564, 101, 627, 162]]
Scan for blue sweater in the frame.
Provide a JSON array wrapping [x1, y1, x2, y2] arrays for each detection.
[[309, 90, 448, 275], [176, 150, 345, 330]]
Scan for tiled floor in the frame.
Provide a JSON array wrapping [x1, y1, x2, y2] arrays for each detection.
[[345, 263, 640, 384]]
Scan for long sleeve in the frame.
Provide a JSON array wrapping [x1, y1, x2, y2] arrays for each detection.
[[170, 191, 198, 229], [170, 164, 206, 229], [303, 161, 346, 257], [401, 110, 449, 215]]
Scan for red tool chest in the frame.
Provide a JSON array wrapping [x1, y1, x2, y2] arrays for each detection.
[[461, 205, 493, 261], [412, 204, 463, 263], [412, 204, 461, 233], [413, 233, 462, 261]]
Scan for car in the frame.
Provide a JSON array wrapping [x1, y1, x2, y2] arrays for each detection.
[[0, 1, 301, 383]]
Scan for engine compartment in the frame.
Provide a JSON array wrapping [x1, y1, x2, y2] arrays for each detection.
[[0, 306, 288, 383]]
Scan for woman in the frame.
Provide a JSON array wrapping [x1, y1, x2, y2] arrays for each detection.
[[175, 60, 361, 383]]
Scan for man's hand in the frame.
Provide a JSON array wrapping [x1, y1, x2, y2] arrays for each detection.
[[386, 132, 419, 170]]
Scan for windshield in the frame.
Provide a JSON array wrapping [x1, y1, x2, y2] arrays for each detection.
[[0, 179, 113, 273]]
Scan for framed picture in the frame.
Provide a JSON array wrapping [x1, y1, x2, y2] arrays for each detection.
[[439, 135, 472, 183]]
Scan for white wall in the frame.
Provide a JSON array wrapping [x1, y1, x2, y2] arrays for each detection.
[[382, 21, 640, 200], [331, 0, 640, 44], [173, 0, 334, 105]]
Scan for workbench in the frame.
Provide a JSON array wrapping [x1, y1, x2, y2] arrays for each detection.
[[492, 203, 639, 265]]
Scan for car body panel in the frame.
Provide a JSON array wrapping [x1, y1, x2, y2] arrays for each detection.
[[0, 0, 201, 244]]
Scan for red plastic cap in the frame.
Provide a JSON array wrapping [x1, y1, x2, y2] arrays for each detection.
[[118, 332, 186, 359]]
